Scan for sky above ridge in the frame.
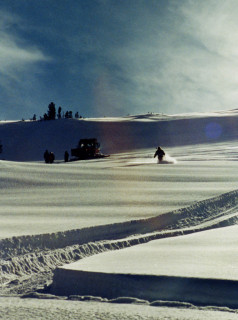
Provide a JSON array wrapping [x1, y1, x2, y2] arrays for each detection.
[[1, 0, 238, 120]]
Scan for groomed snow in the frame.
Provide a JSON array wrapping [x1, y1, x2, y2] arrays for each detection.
[[2, 111, 238, 318], [50, 225, 238, 307], [2, 297, 238, 320], [61, 225, 238, 280], [2, 144, 238, 238]]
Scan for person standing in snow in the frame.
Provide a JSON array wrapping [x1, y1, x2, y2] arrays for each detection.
[[64, 150, 69, 162], [154, 146, 165, 163], [44, 150, 50, 163], [49, 152, 55, 163]]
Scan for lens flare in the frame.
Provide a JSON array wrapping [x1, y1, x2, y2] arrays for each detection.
[[205, 122, 222, 140]]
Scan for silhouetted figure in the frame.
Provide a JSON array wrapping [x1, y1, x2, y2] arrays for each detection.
[[154, 146, 165, 163], [64, 150, 69, 162], [44, 150, 50, 163], [49, 152, 55, 163]]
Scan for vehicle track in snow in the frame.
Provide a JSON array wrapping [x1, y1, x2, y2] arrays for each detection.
[[1, 189, 238, 294]]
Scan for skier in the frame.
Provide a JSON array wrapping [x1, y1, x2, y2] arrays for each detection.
[[154, 146, 165, 163]]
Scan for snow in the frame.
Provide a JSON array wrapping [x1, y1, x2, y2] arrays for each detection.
[[2, 110, 238, 318], [1, 110, 238, 161], [61, 225, 238, 280], [1, 147, 238, 238], [1, 297, 238, 320]]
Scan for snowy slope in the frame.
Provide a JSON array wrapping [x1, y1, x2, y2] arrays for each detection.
[[51, 226, 238, 307], [1, 110, 238, 161], [2, 151, 238, 239], [62, 225, 238, 280], [2, 110, 238, 318]]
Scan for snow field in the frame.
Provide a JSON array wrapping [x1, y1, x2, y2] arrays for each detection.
[[1, 152, 238, 238], [50, 226, 238, 308], [2, 112, 238, 318], [1, 297, 238, 320], [61, 225, 238, 280]]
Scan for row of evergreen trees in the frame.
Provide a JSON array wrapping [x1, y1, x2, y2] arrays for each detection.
[[31, 102, 82, 121]]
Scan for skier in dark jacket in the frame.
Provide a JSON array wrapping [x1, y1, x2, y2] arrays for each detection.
[[154, 146, 165, 163]]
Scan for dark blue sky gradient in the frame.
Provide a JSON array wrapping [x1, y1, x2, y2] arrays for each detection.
[[1, 0, 238, 120]]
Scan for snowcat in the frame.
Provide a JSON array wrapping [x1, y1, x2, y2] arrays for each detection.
[[71, 138, 108, 160]]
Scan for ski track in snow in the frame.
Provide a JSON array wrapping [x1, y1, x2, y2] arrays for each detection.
[[2, 113, 238, 317], [2, 188, 238, 304]]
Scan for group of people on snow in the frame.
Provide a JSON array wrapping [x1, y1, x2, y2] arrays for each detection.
[[44, 150, 70, 163], [44, 150, 55, 163], [44, 146, 166, 164]]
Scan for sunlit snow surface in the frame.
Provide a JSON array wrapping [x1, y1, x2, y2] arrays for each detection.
[[2, 111, 238, 318], [1, 297, 238, 320], [63, 225, 238, 280], [1, 143, 238, 238]]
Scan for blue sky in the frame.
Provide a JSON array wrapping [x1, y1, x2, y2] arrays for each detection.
[[1, 0, 238, 120]]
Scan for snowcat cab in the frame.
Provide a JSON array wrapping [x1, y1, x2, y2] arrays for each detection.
[[71, 138, 101, 160]]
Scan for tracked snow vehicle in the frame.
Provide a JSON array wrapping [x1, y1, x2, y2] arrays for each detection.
[[71, 138, 108, 160]]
